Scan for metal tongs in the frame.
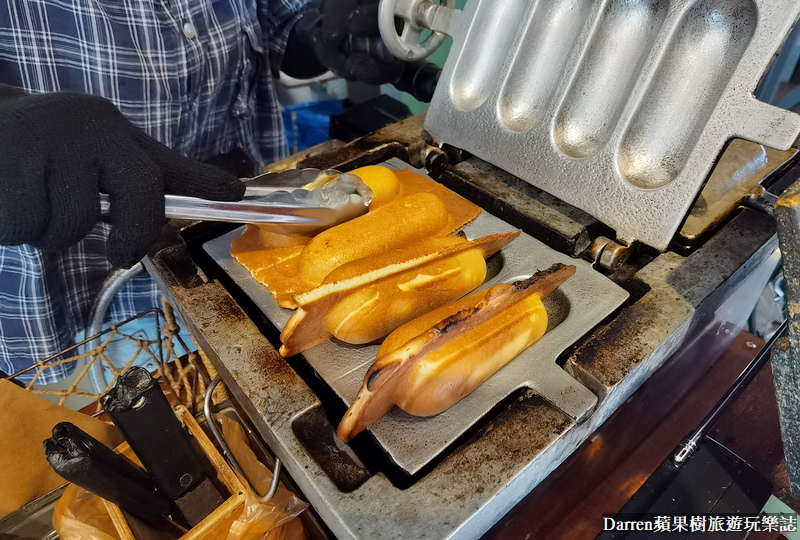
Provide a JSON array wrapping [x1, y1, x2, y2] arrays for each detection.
[[100, 168, 373, 237]]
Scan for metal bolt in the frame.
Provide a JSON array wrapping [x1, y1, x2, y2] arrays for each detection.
[[674, 439, 697, 467], [442, 143, 466, 163], [587, 236, 612, 265], [745, 342, 758, 349], [425, 149, 448, 178], [599, 239, 629, 272]]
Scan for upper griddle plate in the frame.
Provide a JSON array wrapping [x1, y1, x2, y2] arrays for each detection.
[[425, 0, 800, 250]]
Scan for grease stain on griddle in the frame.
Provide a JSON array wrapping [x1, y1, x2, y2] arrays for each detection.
[[211, 292, 249, 324], [175, 282, 318, 420], [569, 286, 692, 388], [438, 393, 572, 483]]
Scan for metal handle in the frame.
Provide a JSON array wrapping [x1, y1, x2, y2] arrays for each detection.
[[203, 376, 281, 503], [378, 0, 456, 61], [99, 170, 372, 230], [99, 193, 320, 225], [673, 318, 788, 466]]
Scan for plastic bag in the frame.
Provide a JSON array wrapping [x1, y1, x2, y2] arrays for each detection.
[[219, 415, 308, 540], [53, 483, 120, 540]]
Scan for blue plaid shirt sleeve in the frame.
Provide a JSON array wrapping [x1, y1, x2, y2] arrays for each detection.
[[0, 0, 308, 382]]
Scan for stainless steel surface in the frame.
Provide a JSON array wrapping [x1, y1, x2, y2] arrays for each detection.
[[243, 169, 372, 209], [203, 164, 629, 476], [378, 0, 456, 61], [204, 376, 282, 503], [0, 486, 65, 540], [425, 0, 800, 251], [244, 169, 347, 193], [99, 170, 372, 233]]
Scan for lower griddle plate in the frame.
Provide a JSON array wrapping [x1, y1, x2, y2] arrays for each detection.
[[202, 163, 628, 476]]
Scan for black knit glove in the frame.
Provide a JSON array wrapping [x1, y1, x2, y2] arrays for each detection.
[[290, 1, 440, 101], [0, 85, 245, 268], [302, 0, 406, 85]]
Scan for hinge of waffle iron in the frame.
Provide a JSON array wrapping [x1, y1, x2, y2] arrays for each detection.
[[585, 237, 632, 273], [434, 155, 635, 269]]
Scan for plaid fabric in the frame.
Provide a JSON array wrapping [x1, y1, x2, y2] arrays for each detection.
[[0, 0, 307, 382]]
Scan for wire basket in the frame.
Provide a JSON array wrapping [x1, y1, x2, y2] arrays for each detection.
[[4, 298, 221, 414]]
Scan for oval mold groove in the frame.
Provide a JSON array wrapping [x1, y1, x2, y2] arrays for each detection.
[[618, 0, 758, 189], [450, 0, 529, 112], [498, 0, 593, 133], [554, 0, 670, 159]]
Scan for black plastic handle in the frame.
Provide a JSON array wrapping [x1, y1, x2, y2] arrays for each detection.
[[100, 367, 207, 500], [44, 422, 172, 522]]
